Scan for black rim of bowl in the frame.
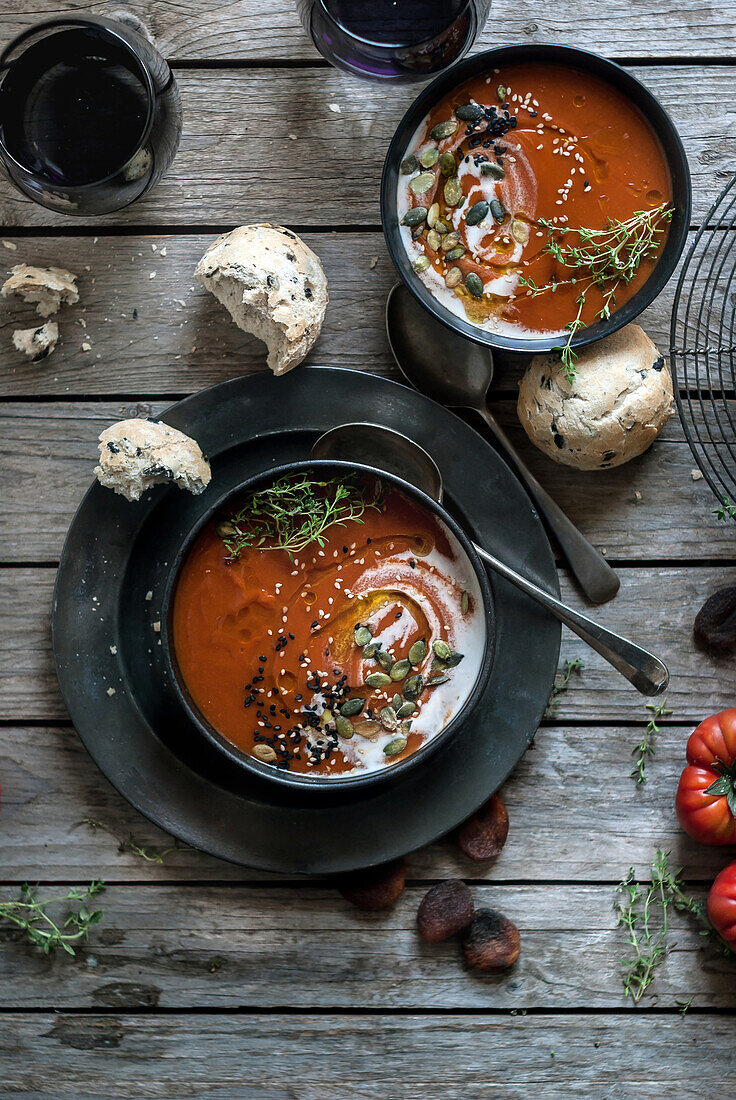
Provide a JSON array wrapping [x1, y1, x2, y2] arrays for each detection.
[[161, 458, 496, 794], [380, 41, 693, 356]]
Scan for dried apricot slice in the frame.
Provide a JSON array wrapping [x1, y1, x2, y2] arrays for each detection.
[[461, 908, 521, 971], [456, 793, 509, 861], [337, 858, 406, 910], [417, 879, 474, 942]]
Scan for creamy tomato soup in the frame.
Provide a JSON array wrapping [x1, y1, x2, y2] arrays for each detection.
[[172, 472, 485, 777], [396, 62, 672, 341]]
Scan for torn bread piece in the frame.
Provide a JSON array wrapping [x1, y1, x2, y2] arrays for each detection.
[[95, 418, 211, 502], [195, 224, 327, 375], [1, 264, 79, 317], [12, 321, 59, 361]]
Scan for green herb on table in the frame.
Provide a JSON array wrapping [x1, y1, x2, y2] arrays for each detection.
[[119, 835, 196, 864], [0, 881, 105, 956], [544, 657, 584, 719], [519, 203, 673, 383], [676, 995, 694, 1016], [714, 497, 736, 522], [217, 473, 384, 562], [631, 698, 673, 786], [616, 850, 734, 1005]]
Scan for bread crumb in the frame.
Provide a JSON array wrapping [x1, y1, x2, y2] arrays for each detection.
[[691, 469, 703, 481], [153, 621, 161, 633], [288, 133, 298, 140], [2, 240, 17, 250], [110, 645, 117, 654], [328, 103, 341, 113], [145, 590, 153, 601], [634, 490, 642, 501], [369, 256, 378, 269], [107, 687, 116, 696], [149, 271, 156, 279], [81, 342, 91, 351]]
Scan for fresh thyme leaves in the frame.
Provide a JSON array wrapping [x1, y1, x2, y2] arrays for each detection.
[[218, 473, 384, 562], [676, 995, 694, 1016], [119, 835, 196, 863], [714, 497, 736, 522], [631, 698, 673, 786], [544, 657, 584, 719], [0, 881, 105, 956], [518, 203, 673, 383], [616, 850, 735, 1004]]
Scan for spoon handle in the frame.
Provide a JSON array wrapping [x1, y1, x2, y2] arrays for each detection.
[[472, 542, 668, 697], [475, 406, 620, 605]]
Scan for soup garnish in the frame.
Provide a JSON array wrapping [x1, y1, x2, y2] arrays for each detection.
[[396, 61, 674, 379], [172, 472, 485, 777]]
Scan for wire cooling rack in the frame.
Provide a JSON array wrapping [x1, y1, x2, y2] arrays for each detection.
[[670, 173, 736, 517]]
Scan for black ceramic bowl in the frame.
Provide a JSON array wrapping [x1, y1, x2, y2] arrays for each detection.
[[381, 42, 692, 357], [161, 459, 495, 795]]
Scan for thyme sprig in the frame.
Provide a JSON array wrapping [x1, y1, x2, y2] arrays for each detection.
[[119, 835, 196, 863], [0, 881, 105, 955], [218, 473, 384, 562], [616, 850, 735, 1005], [519, 203, 673, 382], [714, 497, 736, 522], [631, 698, 673, 786], [544, 656, 584, 719]]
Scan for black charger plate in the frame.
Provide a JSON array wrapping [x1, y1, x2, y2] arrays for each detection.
[[52, 367, 560, 873]]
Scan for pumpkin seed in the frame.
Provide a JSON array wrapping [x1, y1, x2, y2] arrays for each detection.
[[455, 103, 484, 122], [444, 177, 463, 206], [409, 172, 435, 195], [384, 735, 407, 757], [253, 743, 277, 763], [408, 638, 427, 665], [419, 147, 439, 168], [465, 272, 484, 298], [354, 719, 381, 740], [490, 198, 507, 223], [335, 715, 355, 739], [432, 639, 452, 661], [445, 651, 465, 668], [401, 720, 413, 734], [511, 218, 529, 244], [375, 649, 394, 672], [439, 151, 457, 177], [320, 708, 332, 726], [413, 256, 431, 274], [390, 659, 411, 681], [466, 200, 489, 226], [426, 229, 442, 252], [434, 218, 450, 235], [430, 119, 458, 141], [497, 84, 507, 103], [461, 590, 470, 615], [365, 672, 392, 688], [445, 266, 463, 288], [397, 701, 416, 718], [354, 625, 372, 646], [402, 206, 427, 227], [215, 520, 237, 537], [411, 224, 425, 239], [380, 706, 399, 731], [428, 674, 450, 687], [340, 697, 365, 717], [403, 674, 424, 701], [392, 693, 403, 710], [440, 231, 461, 251], [457, 196, 466, 209], [445, 246, 465, 262], [427, 202, 440, 228], [400, 154, 419, 174], [480, 162, 505, 180], [363, 641, 382, 659]]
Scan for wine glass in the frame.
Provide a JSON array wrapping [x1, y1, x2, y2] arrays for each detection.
[[297, 0, 493, 83], [0, 15, 182, 216]]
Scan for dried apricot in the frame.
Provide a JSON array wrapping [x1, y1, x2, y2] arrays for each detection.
[[694, 588, 736, 654], [338, 858, 406, 910], [456, 793, 509, 861], [417, 879, 474, 942], [461, 908, 521, 971]]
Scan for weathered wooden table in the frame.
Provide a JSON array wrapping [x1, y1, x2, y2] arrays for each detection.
[[1, 2, 735, 1095]]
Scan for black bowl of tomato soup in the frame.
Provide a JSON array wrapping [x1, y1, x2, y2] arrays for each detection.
[[381, 43, 691, 359], [161, 460, 494, 794]]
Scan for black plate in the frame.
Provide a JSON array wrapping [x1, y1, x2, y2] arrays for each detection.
[[52, 367, 561, 873]]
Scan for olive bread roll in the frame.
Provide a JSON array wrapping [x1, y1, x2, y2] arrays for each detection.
[[95, 418, 211, 502]]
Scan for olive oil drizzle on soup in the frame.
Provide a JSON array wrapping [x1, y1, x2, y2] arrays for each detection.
[[172, 476, 485, 776]]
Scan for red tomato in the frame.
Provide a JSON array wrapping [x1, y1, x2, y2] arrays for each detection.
[[708, 861, 736, 945], [675, 708, 736, 845]]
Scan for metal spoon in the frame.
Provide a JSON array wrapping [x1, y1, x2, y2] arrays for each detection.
[[312, 423, 668, 697], [385, 282, 620, 606]]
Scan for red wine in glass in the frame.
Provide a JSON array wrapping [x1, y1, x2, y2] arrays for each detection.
[[297, 0, 492, 82], [0, 17, 181, 215]]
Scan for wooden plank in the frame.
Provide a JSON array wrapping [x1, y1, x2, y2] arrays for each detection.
[[2, 565, 733, 722], [1, 1013, 733, 1100], [0, 720, 730, 883], [0, 401, 728, 564], [3, 0, 733, 61], [0, 229, 726, 396], [0, 67, 732, 228], [0, 882, 733, 1009]]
